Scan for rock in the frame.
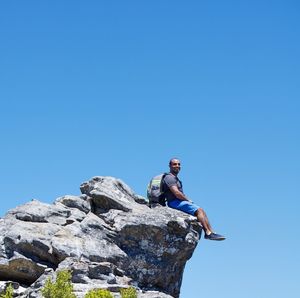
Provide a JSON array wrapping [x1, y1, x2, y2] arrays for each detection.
[[0, 176, 202, 297], [54, 195, 91, 214], [7, 200, 70, 225]]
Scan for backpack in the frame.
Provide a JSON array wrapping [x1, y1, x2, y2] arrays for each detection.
[[146, 173, 167, 206]]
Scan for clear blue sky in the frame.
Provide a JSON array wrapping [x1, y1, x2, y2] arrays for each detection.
[[1, 1, 299, 297]]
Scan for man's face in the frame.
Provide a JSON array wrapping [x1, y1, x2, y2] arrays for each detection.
[[169, 159, 181, 175]]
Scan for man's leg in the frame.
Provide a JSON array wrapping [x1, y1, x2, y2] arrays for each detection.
[[168, 200, 225, 240], [195, 208, 213, 235], [195, 208, 226, 241]]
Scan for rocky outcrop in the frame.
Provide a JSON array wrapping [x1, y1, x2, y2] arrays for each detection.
[[0, 176, 202, 297]]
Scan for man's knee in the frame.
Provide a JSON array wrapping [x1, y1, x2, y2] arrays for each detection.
[[195, 208, 205, 217]]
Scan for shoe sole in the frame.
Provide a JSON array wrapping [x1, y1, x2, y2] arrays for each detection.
[[204, 237, 226, 241]]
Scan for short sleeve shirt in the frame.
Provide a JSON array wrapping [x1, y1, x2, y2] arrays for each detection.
[[163, 173, 183, 202]]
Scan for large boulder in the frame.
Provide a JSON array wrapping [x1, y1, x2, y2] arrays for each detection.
[[0, 176, 201, 297]]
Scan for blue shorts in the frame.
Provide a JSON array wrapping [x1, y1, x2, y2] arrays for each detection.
[[167, 199, 199, 216]]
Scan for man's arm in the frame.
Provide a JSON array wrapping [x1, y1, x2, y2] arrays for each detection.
[[169, 185, 192, 202]]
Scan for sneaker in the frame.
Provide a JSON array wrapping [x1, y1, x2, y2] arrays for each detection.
[[204, 232, 226, 241]]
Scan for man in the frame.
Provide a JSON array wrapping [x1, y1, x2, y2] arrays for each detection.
[[163, 158, 225, 241]]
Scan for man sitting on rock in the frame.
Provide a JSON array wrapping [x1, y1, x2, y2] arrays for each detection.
[[163, 158, 226, 241]]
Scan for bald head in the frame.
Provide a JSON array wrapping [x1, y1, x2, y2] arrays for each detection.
[[169, 158, 181, 175]]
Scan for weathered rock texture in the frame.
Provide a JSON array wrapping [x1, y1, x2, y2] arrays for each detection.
[[0, 176, 201, 297]]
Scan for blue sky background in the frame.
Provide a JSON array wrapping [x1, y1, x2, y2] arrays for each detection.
[[0, 1, 299, 297]]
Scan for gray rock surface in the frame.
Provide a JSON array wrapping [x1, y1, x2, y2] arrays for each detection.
[[0, 176, 201, 297]]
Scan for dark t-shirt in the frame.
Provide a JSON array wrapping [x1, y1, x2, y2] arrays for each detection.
[[163, 173, 183, 202]]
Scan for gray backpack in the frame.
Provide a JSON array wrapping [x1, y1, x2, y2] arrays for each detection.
[[146, 173, 167, 206]]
